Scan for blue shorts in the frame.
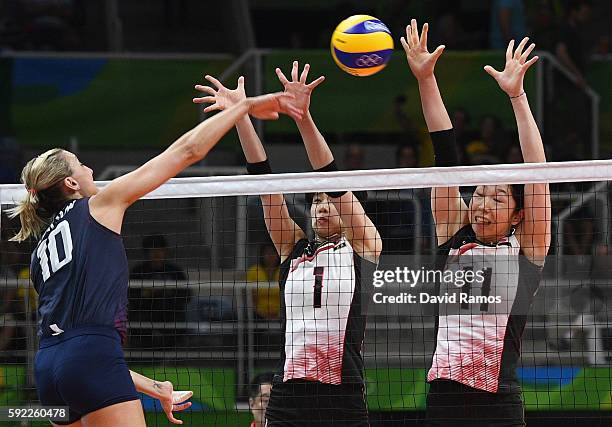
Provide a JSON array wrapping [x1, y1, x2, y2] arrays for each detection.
[[35, 326, 139, 425]]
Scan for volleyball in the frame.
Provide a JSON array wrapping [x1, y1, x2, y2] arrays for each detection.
[[331, 15, 394, 77]]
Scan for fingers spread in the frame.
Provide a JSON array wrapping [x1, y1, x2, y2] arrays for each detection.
[[276, 67, 290, 86], [203, 104, 219, 113], [432, 45, 445, 60], [483, 65, 499, 78], [403, 25, 412, 48], [291, 61, 299, 81], [307, 75, 325, 89], [400, 36, 409, 52], [420, 22, 429, 49], [204, 75, 223, 89], [506, 39, 515, 62], [410, 18, 419, 46], [520, 43, 536, 64], [299, 63, 310, 83], [514, 37, 530, 59], [193, 96, 215, 104], [523, 55, 539, 70], [194, 85, 216, 95]]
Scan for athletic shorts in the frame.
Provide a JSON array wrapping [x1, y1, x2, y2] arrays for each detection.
[[35, 326, 139, 425], [426, 379, 525, 427], [265, 378, 369, 427]]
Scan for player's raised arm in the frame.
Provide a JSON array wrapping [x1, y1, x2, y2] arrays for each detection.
[[401, 19, 468, 245], [484, 38, 551, 264], [194, 75, 305, 262], [276, 61, 381, 264], [89, 87, 301, 234]]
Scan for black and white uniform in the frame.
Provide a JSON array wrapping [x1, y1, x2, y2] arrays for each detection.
[[426, 225, 542, 426], [265, 236, 373, 426]]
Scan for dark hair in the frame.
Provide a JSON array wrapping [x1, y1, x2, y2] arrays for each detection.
[[510, 184, 524, 211], [249, 372, 274, 399], [305, 191, 368, 208]]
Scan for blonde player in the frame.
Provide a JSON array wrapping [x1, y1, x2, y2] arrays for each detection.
[[10, 89, 299, 426]]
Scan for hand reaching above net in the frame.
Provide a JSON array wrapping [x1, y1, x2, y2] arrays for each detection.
[[193, 75, 302, 121], [275, 60, 325, 116], [484, 37, 538, 98]]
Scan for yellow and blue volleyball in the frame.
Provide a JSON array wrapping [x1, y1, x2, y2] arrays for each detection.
[[331, 15, 394, 77]]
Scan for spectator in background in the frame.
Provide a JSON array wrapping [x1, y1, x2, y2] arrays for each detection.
[[129, 234, 188, 339], [248, 372, 274, 427], [130, 234, 186, 281], [20, 0, 81, 50], [555, 0, 592, 88], [247, 243, 280, 320], [490, 0, 527, 49], [563, 205, 595, 256], [430, 2, 479, 50], [396, 143, 419, 169], [451, 108, 477, 164], [465, 115, 505, 165], [530, 0, 561, 51], [381, 143, 431, 255], [394, 95, 421, 148], [344, 144, 365, 170]]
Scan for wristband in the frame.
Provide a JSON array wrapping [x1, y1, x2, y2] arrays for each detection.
[[430, 129, 459, 167], [246, 160, 272, 175], [510, 92, 526, 99], [314, 160, 347, 198]]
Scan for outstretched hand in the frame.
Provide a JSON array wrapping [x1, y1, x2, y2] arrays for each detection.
[[193, 75, 246, 113], [155, 381, 193, 425], [193, 74, 302, 120], [275, 60, 325, 116], [484, 37, 538, 97], [400, 19, 445, 81]]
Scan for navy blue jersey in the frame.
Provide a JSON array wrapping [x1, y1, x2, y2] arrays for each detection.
[[31, 198, 129, 342]]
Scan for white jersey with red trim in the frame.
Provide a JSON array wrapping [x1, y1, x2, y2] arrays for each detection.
[[277, 236, 369, 385], [428, 225, 541, 393]]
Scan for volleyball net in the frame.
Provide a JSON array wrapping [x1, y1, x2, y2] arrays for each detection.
[[1, 160, 611, 425]]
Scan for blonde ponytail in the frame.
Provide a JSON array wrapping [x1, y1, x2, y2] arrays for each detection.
[[8, 149, 72, 242]]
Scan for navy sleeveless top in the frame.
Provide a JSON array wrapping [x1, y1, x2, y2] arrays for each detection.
[[31, 198, 129, 342]]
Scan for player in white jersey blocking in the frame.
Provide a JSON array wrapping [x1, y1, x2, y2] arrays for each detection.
[[401, 19, 551, 426], [194, 62, 381, 426]]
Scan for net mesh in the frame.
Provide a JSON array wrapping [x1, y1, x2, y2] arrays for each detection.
[[1, 161, 611, 426]]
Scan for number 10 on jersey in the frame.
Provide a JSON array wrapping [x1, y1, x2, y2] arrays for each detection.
[[36, 220, 73, 282]]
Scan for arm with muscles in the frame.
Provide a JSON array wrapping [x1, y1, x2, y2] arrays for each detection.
[[276, 61, 381, 263], [194, 75, 305, 262], [401, 19, 468, 245], [484, 37, 551, 264], [129, 370, 192, 425], [90, 88, 300, 234]]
